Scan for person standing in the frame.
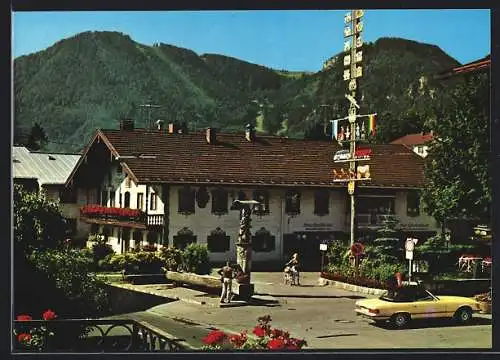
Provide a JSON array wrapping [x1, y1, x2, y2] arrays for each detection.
[[218, 260, 234, 304], [286, 253, 300, 286]]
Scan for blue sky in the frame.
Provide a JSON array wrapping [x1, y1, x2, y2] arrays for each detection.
[[12, 10, 490, 72]]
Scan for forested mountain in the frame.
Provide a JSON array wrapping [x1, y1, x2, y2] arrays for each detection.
[[14, 31, 463, 152]]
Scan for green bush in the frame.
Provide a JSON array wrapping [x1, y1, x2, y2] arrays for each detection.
[[102, 252, 164, 275], [325, 240, 351, 274], [28, 248, 110, 317], [182, 243, 211, 275], [159, 246, 183, 271]]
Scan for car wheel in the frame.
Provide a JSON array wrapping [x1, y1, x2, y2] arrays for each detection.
[[454, 307, 472, 324], [391, 313, 410, 329]]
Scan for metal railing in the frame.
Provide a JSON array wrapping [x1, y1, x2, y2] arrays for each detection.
[[13, 319, 188, 353]]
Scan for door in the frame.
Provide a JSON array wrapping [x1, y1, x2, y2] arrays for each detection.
[[411, 287, 445, 319]]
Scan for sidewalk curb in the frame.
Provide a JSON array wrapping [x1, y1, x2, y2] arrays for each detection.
[[318, 277, 387, 296]]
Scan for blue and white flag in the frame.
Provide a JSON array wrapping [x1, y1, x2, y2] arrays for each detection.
[[331, 120, 338, 140]]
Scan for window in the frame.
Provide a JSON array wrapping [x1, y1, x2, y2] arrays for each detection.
[[101, 190, 108, 206], [119, 193, 122, 207], [178, 187, 195, 215], [173, 227, 197, 250], [314, 189, 330, 216], [110, 191, 116, 207], [124, 191, 131, 208], [59, 188, 77, 203], [211, 187, 228, 215], [90, 224, 99, 234], [137, 193, 144, 210], [357, 196, 395, 216], [237, 190, 247, 201], [122, 228, 131, 252], [147, 231, 158, 245], [253, 189, 269, 216], [407, 192, 420, 217], [207, 227, 230, 253], [150, 193, 157, 211], [102, 226, 111, 241], [252, 227, 276, 252], [133, 230, 143, 244], [285, 189, 301, 215]]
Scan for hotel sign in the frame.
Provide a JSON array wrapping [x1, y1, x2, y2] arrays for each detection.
[[302, 222, 336, 232]]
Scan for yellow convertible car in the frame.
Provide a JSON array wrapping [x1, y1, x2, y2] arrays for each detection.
[[355, 284, 481, 328]]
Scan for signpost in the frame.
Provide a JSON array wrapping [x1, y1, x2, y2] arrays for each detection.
[[405, 238, 418, 282], [319, 242, 328, 272], [350, 242, 364, 275]]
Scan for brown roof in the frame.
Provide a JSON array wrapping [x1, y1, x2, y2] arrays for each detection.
[[435, 55, 490, 80], [391, 132, 434, 146], [67, 128, 426, 189]]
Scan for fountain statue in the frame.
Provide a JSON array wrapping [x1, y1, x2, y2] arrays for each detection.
[[230, 199, 260, 299]]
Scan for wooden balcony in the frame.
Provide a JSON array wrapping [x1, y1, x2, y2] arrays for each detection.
[[80, 205, 164, 229]]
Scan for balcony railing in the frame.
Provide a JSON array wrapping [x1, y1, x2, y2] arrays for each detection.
[[80, 205, 164, 228], [13, 319, 189, 353]]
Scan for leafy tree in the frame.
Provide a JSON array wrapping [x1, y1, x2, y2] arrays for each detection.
[[421, 72, 490, 227], [13, 184, 67, 256], [26, 122, 48, 151]]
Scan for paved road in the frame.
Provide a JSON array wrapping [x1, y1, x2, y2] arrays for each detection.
[[107, 272, 492, 349]]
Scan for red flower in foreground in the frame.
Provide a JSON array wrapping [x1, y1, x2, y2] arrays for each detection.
[[202, 329, 226, 345], [267, 338, 286, 350], [17, 333, 32, 343], [42, 309, 57, 321], [252, 326, 266, 337], [16, 315, 32, 321], [228, 332, 247, 348]]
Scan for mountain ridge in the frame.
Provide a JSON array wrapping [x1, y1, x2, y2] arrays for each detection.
[[14, 30, 463, 152]]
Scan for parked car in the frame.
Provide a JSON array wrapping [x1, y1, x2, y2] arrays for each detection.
[[355, 284, 481, 329], [333, 149, 351, 161]]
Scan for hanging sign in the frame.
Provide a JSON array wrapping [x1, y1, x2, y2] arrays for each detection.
[[343, 55, 351, 66], [348, 181, 355, 195], [343, 69, 351, 81], [344, 12, 352, 23], [320, 243, 328, 251], [355, 9, 364, 18], [344, 26, 352, 37]]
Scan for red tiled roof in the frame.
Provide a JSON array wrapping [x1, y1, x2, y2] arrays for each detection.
[[391, 133, 434, 146], [68, 129, 426, 189], [435, 55, 490, 80]]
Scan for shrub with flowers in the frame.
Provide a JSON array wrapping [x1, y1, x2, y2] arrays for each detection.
[[80, 205, 144, 220], [14, 310, 57, 351], [201, 315, 306, 351]]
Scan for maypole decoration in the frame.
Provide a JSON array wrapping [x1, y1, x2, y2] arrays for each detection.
[[330, 10, 375, 273]]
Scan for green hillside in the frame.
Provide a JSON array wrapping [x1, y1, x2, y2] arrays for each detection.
[[14, 31, 462, 152]]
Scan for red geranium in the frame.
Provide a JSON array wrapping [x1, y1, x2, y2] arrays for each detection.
[[267, 338, 285, 350], [252, 326, 266, 337], [17, 333, 32, 343], [202, 329, 226, 345], [16, 315, 32, 321], [228, 332, 247, 348], [42, 309, 57, 321]]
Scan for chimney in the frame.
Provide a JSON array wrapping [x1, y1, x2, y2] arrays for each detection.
[[119, 119, 134, 131], [245, 123, 256, 142], [156, 119, 164, 132], [206, 127, 217, 144]]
